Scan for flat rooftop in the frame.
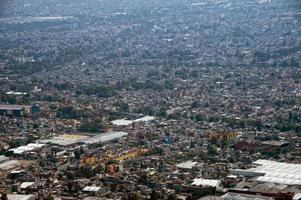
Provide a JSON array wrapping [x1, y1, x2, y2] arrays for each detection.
[[233, 159, 301, 185], [0, 104, 31, 110], [7, 194, 35, 200], [221, 192, 271, 200], [39, 131, 128, 146]]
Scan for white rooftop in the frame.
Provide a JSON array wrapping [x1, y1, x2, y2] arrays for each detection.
[[83, 186, 102, 192], [0, 104, 31, 110], [10, 143, 46, 154], [176, 161, 197, 169], [5, 91, 27, 95], [293, 193, 301, 200], [39, 131, 128, 146], [134, 116, 155, 122], [111, 119, 133, 126], [0, 155, 9, 163], [111, 116, 155, 126], [21, 182, 35, 189], [0, 160, 20, 171], [85, 131, 128, 144], [7, 194, 35, 200], [191, 178, 221, 187], [235, 159, 301, 186]]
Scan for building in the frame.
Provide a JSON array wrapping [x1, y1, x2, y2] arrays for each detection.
[[232, 160, 301, 186], [208, 131, 238, 141], [39, 131, 128, 146], [221, 190, 295, 200], [176, 161, 198, 170], [5, 194, 36, 200], [0, 105, 39, 117], [191, 178, 221, 188], [9, 143, 46, 154], [0, 156, 21, 172]]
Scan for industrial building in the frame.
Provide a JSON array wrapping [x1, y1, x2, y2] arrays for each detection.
[[39, 131, 128, 146], [232, 160, 301, 186], [0, 105, 39, 117], [9, 143, 46, 154]]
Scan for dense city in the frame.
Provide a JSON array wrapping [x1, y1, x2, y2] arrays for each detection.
[[0, 0, 300, 199]]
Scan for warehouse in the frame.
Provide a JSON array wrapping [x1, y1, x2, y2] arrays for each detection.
[[0, 105, 31, 116], [9, 143, 46, 154], [39, 131, 128, 146], [232, 160, 301, 186], [0, 105, 39, 116]]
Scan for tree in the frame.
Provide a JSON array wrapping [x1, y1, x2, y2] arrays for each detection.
[[195, 114, 205, 122], [74, 150, 81, 160], [167, 194, 176, 200], [191, 101, 200, 108], [1, 194, 8, 200], [79, 118, 104, 132], [254, 120, 263, 131], [6, 95, 17, 104], [4, 151, 14, 157], [208, 145, 218, 156], [49, 104, 57, 111], [149, 189, 161, 200], [157, 107, 167, 117], [238, 119, 246, 128], [128, 193, 139, 200], [57, 106, 82, 119], [116, 100, 129, 112]]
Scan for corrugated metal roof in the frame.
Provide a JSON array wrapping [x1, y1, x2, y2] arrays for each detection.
[[191, 178, 221, 187], [236, 160, 301, 186]]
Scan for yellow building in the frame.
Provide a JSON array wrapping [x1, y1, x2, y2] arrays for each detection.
[[208, 131, 238, 141]]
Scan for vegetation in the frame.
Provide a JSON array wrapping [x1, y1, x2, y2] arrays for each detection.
[[78, 85, 118, 98], [56, 106, 82, 119], [79, 118, 104, 132]]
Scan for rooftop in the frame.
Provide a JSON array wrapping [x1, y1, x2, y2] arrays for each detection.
[[39, 131, 128, 146], [0, 105, 31, 110], [191, 178, 221, 187], [0, 160, 20, 171], [233, 160, 301, 186], [83, 186, 102, 192], [10, 143, 46, 154], [111, 116, 155, 126], [176, 161, 198, 169], [7, 194, 35, 200], [221, 192, 271, 200]]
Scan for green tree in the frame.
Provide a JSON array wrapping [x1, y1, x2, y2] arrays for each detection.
[[79, 118, 104, 132]]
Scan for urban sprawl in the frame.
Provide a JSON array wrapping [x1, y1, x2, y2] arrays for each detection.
[[0, 0, 300, 199]]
